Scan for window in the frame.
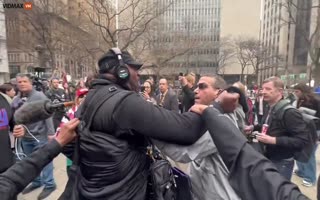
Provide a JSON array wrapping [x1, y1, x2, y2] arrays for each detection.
[[9, 65, 21, 78]]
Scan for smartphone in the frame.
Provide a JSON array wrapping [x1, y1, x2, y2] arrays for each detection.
[[140, 86, 146, 92]]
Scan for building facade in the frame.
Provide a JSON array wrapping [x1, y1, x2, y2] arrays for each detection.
[[4, 0, 102, 80], [0, 5, 10, 83], [150, 0, 221, 75], [259, 0, 312, 86]]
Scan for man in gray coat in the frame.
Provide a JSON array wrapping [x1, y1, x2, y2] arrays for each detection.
[[155, 75, 241, 200], [12, 73, 56, 200]]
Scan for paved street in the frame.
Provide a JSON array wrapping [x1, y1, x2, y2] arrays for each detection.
[[292, 147, 319, 200], [18, 154, 68, 200], [18, 148, 320, 200]]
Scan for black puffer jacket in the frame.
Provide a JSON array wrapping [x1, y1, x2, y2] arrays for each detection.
[[76, 79, 205, 200], [254, 101, 309, 160], [181, 85, 195, 112]]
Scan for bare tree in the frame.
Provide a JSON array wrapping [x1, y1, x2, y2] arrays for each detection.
[[5, 0, 101, 76], [215, 37, 235, 75], [279, 0, 320, 85], [141, 29, 195, 78], [18, 0, 68, 68], [233, 37, 252, 82], [80, 0, 172, 51], [244, 39, 283, 84], [234, 36, 284, 85], [139, 15, 213, 78]]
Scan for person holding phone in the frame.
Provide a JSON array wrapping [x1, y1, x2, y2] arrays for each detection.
[[179, 72, 196, 112], [141, 80, 157, 105]]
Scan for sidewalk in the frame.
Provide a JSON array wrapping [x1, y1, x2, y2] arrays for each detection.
[[18, 148, 319, 200], [18, 154, 67, 200], [292, 147, 320, 200]]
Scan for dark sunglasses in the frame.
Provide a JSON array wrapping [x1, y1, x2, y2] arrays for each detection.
[[197, 83, 209, 90]]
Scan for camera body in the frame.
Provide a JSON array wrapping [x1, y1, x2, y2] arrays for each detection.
[[33, 77, 44, 91]]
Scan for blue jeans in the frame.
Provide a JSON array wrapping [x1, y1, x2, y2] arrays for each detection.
[[271, 158, 295, 180], [296, 144, 318, 184], [21, 139, 56, 188]]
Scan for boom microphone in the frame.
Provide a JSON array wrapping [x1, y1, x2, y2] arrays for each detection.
[[14, 100, 74, 124]]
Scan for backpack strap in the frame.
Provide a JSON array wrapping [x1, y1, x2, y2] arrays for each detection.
[[73, 85, 132, 166], [81, 85, 133, 128], [272, 99, 295, 124], [81, 85, 118, 128]]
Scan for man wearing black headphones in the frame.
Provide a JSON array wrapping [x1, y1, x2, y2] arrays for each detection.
[[67, 48, 207, 200], [59, 48, 309, 200]]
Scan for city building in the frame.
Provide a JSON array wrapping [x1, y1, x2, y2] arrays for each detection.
[[4, 0, 103, 80], [259, 0, 313, 86], [0, 5, 10, 83], [144, 0, 221, 77]]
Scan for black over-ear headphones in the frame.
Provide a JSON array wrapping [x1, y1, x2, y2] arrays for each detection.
[[110, 48, 130, 81]]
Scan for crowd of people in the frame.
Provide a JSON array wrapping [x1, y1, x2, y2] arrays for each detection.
[[141, 70, 320, 190], [0, 74, 90, 199], [0, 48, 319, 200]]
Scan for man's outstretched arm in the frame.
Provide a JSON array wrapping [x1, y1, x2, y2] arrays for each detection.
[[190, 104, 308, 200], [0, 118, 80, 200]]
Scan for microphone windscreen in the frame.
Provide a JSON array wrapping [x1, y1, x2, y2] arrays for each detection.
[[14, 100, 53, 124]]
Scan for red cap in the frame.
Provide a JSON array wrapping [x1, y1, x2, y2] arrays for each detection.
[[76, 88, 88, 97]]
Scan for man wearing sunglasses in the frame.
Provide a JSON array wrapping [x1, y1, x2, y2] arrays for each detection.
[[59, 48, 245, 200], [189, 99, 308, 200], [154, 75, 241, 200]]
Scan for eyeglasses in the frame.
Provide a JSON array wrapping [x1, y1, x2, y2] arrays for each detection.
[[197, 83, 209, 90]]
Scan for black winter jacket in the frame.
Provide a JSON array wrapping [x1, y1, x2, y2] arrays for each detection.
[[181, 85, 195, 112], [254, 101, 309, 160], [73, 79, 205, 200]]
